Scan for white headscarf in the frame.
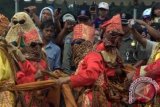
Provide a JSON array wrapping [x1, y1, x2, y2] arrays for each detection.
[[39, 7, 54, 23]]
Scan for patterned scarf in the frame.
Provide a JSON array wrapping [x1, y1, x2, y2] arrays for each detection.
[[72, 40, 93, 68]]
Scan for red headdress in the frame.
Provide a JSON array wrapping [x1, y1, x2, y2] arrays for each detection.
[[24, 29, 42, 45], [73, 24, 95, 42], [101, 14, 124, 34]]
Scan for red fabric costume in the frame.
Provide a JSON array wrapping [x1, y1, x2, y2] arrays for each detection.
[[132, 59, 160, 106], [16, 60, 47, 84], [70, 42, 116, 107], [70, 42, 115, 88], [15, 28, 48, 106], [70, 14, 124, 107]]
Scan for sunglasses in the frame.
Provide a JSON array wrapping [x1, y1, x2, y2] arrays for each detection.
[[30, 42, 43, 48], [13, 20, 25, 25]]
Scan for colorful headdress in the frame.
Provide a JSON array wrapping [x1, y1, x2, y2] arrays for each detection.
[[0, 13, 9, 36], [73, 24, 95, 42], [5, 12, 42, 46], [101, 14, 124, 34]]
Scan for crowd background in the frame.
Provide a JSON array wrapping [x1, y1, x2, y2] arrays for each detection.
[[0, 0, 158, 19]]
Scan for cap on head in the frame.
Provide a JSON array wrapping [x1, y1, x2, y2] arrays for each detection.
[[98, 2, 109, 10], [142, 8, 152, 19], [121, 12, 132, 25], [77, 9, 91, 20], [62, 13, 76, 22]]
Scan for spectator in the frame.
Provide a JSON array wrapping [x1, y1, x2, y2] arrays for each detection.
[[142, 8, 152, 25], [39, 6, 54, 24], [41, 20, 61, 71], [77, 9, 92, 25], [93, 2, 110, 28], [119, 12, 148, 67], [61, 13, 77, 74], [151, 2, 160, 20], [55, 13, 76, 46]]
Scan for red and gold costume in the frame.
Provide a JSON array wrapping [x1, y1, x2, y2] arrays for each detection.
[[5, 12, 48, 106], [69, 15, 127, 107]]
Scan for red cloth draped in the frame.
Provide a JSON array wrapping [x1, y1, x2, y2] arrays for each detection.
[[132, 59, 160, 105], [16, 59, 47, 106], [70, 42, 115, 107], [70, 42, 115, 88], [16, 59, 47, 84], [145, 59, 160, 76]]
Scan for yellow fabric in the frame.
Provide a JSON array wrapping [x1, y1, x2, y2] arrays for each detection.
[[140, 43, 160, 77], [0, 91, 15, 107], [0, 49, 13, 81], [0, 47, 15, 107], [155, 52, 160, 61], [147, 43, 160, 64]]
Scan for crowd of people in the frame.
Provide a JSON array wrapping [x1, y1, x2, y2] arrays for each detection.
[[1, 1, 160, 107]]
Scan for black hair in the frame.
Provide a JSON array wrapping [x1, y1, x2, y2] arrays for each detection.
[[40, 19, 55, 30], [151, 2, 160, 18]]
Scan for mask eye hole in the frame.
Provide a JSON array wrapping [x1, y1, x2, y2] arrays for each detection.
[[30, 42, 42, 48], [19, 20, 25, 24], [12, 20, 25, 25], [13, 21, 18, 25]]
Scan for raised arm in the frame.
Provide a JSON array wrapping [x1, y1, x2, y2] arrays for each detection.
[[131, 28, 147, 48], [136, 19, 160, 41]]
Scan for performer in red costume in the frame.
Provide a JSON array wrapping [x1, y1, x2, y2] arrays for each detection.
[[5, 12, 48, 106], [56, 14, 128, 107]]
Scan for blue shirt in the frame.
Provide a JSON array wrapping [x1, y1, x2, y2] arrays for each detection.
[[45, 41, 61, 70], [93, 17, 109, 28]]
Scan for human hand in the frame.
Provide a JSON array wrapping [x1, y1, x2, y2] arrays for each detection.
[[63, 21, 75, 30], [54, 8, 62, 20], [24, 6, 37, 16], [56, 77, 70, 85]]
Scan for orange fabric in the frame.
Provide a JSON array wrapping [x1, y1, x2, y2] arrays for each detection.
[[101, 14, 124, 34], [73, 24, 95, 42], [24, 29, 40, 45], [0, 13, 9, 35]]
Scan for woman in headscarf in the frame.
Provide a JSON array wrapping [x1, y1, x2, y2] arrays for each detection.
[[39, 6, 61, 34], [56, 14, 128, 107]]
